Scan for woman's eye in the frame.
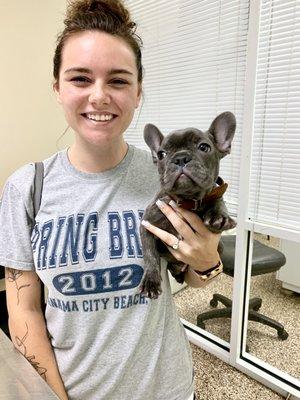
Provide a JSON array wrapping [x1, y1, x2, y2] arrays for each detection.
[[71, 76, 89, 83], [198, 143, 211, 153], [111, 79, 128, 85]]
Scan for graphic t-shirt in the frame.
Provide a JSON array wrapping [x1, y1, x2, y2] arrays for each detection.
[[0, 144, 194, 400]]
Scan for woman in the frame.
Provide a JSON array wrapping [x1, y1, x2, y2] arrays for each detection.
[[0, 1, 221, 399]]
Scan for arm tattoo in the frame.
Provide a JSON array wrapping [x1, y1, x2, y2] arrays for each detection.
[[15, 322, 48, 381], [6, 268, 31, 305]]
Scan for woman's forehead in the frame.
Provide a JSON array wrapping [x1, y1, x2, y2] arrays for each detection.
[[61, 31, 137, 75]]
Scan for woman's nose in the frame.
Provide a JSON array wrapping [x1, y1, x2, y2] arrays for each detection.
[[89, 83, 111, 105]]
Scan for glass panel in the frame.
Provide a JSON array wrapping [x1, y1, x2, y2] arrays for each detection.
[[173, 232, 235, 344], [245, 233, 300, 380]]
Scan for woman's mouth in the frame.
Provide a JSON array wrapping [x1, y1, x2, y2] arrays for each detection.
[[81, 113, 118, 125]]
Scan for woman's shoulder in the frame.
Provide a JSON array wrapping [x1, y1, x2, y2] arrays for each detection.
[[4, 163, 35, 194], [2, 150, 61, 200]]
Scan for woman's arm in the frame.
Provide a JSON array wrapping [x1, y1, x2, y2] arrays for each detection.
[[5, 268, 68, 400]]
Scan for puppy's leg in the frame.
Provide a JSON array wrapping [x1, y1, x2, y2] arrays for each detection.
[[139, 225, 162, 299]]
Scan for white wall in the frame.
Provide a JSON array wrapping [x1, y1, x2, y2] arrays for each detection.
[[0, 1, 73, 189]]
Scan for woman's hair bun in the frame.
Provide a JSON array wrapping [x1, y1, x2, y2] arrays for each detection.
[[65, 0, 136, 31]]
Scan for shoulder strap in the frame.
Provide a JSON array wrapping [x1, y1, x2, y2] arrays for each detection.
[[33, 162, 44, 219], [33, 162, 46, 313]]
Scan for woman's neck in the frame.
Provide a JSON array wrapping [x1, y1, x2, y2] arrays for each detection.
[[67, 139, 129, 173]]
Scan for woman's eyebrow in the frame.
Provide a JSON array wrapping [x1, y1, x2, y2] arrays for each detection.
[[64, 67, 134, 76]]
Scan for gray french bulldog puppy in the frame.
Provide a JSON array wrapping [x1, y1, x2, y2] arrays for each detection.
[[139, 111, 237, 299]]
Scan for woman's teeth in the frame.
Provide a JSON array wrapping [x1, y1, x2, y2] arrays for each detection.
[[84, 113, 115, 122]]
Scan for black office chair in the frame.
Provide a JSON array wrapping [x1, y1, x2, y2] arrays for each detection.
[[197, 235, 289, 341]]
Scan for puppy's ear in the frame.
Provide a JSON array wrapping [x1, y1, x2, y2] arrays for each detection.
[[208, 112, 236, 157], [144, 124, 164, 164]]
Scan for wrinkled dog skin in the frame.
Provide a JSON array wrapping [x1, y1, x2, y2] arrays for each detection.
[[140, 112, 237, 299]]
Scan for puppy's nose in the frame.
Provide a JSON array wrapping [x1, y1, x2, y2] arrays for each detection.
[[172, 153, 192, 167]]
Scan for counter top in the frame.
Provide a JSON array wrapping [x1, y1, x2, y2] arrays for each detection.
[[0, 329, 59, 399]]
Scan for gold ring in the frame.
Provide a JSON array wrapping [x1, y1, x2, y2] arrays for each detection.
[[172, 237, 181, 250]]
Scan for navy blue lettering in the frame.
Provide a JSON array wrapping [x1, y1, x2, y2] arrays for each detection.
[[83, 213, 98, 262], [31, 223, 40, 253], [123, 211, 143, 258], [60, 214, 84, 266], [113, 293, 147, 309], [47, 297, 79, 312], [53, 265, 143, 295], [108, 212, 123, 259], [49, 217, 66, 268], [37, 220, 53, 270]]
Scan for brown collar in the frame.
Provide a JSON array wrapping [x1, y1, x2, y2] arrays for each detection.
[[169, 176, 228, 211]]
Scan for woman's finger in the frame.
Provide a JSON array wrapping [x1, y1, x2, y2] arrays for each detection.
[[141, 220, 183, 250], [155, 199, 194, 240]]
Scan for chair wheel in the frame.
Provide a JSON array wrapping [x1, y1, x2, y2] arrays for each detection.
[[252, 305, 261, 312], [210, 299, 218, 308], [197, 320, 206, 329], [278, 329, 288, 340]]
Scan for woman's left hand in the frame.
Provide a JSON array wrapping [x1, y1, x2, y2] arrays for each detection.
[[141, 199, 221, 272]]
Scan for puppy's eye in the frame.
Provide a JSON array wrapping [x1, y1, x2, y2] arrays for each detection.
[[157, 150, 167, 160], [198, 143, 211, 153]]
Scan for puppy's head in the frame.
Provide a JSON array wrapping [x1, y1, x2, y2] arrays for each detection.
[[144, 111, 236, 198]]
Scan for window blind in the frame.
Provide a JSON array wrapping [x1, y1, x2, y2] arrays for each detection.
[[249, 0, 300, 230], [125, 0, 250, 217]]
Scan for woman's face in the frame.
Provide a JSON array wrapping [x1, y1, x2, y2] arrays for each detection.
[[53, 30, 142, 147]]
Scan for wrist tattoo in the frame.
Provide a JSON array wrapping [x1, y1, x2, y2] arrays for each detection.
[[15, 322, 47, 381]]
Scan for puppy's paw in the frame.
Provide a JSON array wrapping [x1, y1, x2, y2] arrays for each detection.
[[140, 270, 162, 299], [221, 215, 237, 230], [203, 211, 236, 232]]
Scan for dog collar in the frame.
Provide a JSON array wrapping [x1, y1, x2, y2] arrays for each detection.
[[170, 176, 228, 211]]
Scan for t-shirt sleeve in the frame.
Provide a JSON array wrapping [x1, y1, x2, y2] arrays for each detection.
[[0, 180, 35, 271]]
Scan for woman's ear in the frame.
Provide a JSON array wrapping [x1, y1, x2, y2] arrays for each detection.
[[53, 81, 62, 104]]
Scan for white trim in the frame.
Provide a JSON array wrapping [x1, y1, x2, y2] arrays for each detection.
[[241, 352, 300, 390], [245, 220, 300, 243], [229, 0, 261, 364], [234, 358, 300, 398]]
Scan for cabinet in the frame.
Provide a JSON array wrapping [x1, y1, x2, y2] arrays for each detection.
[[277, 240, 300, 294]]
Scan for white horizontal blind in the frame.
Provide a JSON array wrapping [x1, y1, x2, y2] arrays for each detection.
[[249, 0, 300, 230], [125, 0, 250, 216]]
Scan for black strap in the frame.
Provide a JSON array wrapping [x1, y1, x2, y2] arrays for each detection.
[[33, 162, 45, 313], [33, 162, 44, 218]]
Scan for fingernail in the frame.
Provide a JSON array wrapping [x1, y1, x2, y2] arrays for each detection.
[[156, 199, 166, 209], [169, 200, 178, 208], [141, 220, 150, 227]]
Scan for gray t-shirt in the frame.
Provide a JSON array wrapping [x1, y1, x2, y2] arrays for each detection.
[[0, 144, 194, 400]]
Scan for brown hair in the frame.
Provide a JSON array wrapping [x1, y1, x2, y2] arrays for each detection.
[[53, 0, 144, 85]]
